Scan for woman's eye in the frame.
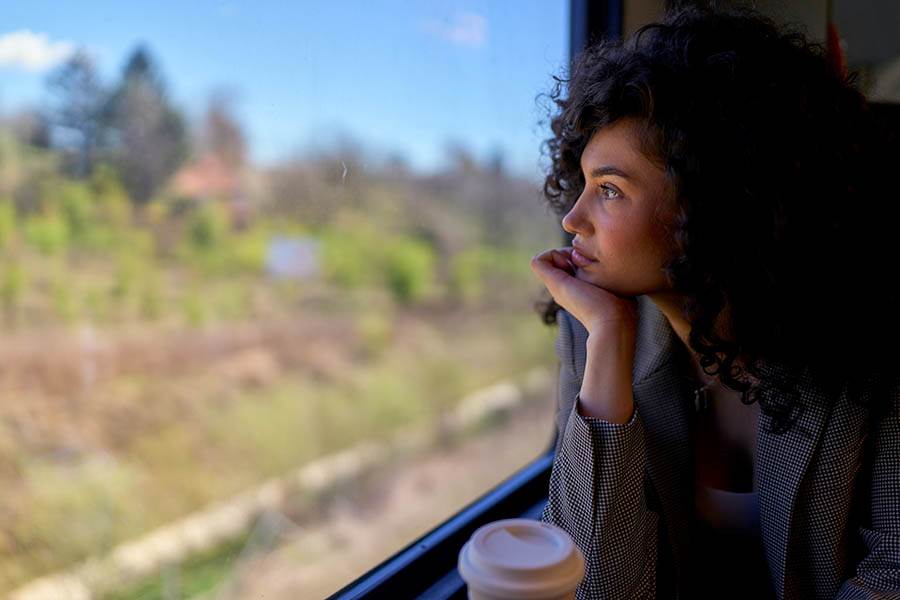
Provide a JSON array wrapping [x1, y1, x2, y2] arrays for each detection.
[[597, 183, 621, 199]]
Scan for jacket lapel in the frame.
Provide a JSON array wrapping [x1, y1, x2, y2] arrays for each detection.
[[579, 296, 830, 598], [630, 296, 695, 587], [755, 361, 832, 599], [630, 296, 832, 599]]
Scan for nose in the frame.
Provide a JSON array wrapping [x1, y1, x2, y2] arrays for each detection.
[[561, 196, 589, 236]]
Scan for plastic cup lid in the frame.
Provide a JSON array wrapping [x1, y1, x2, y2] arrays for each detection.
[[458, 518, 585, 598]]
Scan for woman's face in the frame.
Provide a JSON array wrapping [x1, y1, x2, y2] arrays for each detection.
[[561, 117, 680, 298]]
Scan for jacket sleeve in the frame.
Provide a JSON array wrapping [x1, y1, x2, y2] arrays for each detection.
[[540, 309, 659, 599], [835, 388, 900, 599]]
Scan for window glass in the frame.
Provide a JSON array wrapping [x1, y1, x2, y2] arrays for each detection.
[[0, 1, 567, 597], [834, 0, 900, 102]]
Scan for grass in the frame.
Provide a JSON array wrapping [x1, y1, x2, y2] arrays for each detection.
[[102, 531, 252, 600], [0, 285, 559, 595]]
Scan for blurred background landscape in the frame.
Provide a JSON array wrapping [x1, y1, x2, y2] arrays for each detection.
[[0, 1, 567, 597]]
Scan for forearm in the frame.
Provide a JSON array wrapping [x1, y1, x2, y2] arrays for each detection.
[[543, 385, 657, 598], [578, 328, 636, 424], [542, 309, 659, 598]]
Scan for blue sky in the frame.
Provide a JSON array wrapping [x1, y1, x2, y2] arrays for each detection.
[[0, 1, 569, 182]]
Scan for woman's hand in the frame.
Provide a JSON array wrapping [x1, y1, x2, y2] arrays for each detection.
[[531, 246, 639, 424], [530, 246, 639, 338]]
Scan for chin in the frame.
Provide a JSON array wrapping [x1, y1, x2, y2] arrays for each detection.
[[577, 269, 643, 298], [574, 268, 606, 287]]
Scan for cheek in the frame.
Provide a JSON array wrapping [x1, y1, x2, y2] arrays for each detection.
[[595, 216, 674, 287], [601, 215, 658, 263]]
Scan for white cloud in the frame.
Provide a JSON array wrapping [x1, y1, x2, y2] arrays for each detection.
[[0, 29, 75, 73], [421, 12, 487, 48]]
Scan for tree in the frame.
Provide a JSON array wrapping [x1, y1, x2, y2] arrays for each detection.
[[45, 49, 106, 176], [443, 139, 478, 176], [105, 45, 187, 205], [201, 91, 246, 170], [6, 109, 51, 149]]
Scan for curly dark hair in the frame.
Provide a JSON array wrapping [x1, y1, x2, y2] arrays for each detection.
[[534, 2, 900, 434]]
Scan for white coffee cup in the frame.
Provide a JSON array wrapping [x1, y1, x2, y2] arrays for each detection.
[[458, 518, 585, 600]]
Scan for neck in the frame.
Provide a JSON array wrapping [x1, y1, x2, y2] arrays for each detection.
[[645, 291, 745, 386], [645, 291, 693, 350]]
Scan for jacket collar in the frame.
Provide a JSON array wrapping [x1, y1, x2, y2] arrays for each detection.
[[632, 294, 682, 386]]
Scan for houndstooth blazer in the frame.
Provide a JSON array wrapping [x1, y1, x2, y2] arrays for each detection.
[[540, 295, 900, 599]]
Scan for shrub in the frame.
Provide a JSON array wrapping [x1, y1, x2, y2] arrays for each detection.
[[0, 261, 26, 326], [24, 213, 68, 256], [382, 236, 436, 305], [0, 200, 18, 249], [90, 164, 132, 228], [319, 229, 372, 290], [59, 182, 94, 245], [188, 202, 229, 253], [448, 248, 485, 305]]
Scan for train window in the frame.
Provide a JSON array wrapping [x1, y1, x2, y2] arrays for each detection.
[[0, 2, 568, 598]]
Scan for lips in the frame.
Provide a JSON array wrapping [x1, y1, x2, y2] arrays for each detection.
[[570, 246, 597, 267]]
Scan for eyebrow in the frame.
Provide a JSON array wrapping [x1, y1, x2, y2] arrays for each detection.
[[585, 165, 634, 180]]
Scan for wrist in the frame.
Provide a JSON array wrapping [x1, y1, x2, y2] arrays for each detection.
[[580, 328, 636, 425], [576, 393, 635, 424], [586, 326, 636, 364]]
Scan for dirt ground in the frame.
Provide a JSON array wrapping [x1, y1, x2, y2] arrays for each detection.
[[204, 395, 557, 599]]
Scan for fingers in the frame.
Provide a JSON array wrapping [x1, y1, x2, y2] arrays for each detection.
[[551, 249, 575, 273], [536, 248, 574, 270], [531, 248, 569, 276], [530, 247, 576, 298], [530, 250, 565, 284]]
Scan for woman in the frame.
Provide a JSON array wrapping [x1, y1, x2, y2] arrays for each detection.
[[529, 3, 900, 599]]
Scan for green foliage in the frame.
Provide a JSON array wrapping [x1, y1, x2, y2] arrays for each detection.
[[50, 273, 79, 324], [229, 229, 267, 274], [382, 236, 436, 305], [448, 248, 485, 305], [126, 229, 155, 258], [319, 220, 439, 305], [0, 261, 27, 324], [138, 273, 164, 321], [353, 368, 428, 436], [0, 200, 18, 249], [481, 246, 533, 283], [109, 252, 148, 312], [24, 213, 69, 255], [188, 202, 229, 252], [207, 387, 318, 476], [83, 286, 112, 325], [418, 355, 469, 417], [356, 311, 394, 359], [214, 282, 252, 321], [59, 182, 94, 243], [13, 457, 144, 570], [104, 531, 252, 600], [446, 246, 537, 306], [90, 164, 132, 227], [319, 229, 374, 290], [180, 286, 209, 327], [19, 171, 131, 255], [180, 202, 258, 276]]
